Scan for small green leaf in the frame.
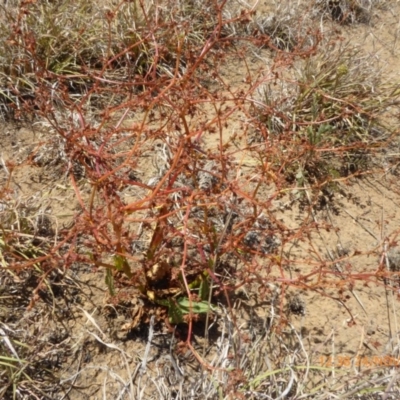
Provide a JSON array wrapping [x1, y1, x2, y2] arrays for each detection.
[[105, 268, 115, 296], [169, 299, 184, 324], [156, 297, 215, 324], [175, 298, 212, 314], [198, 274, 210, 301], [114, 254, 132, 278], [155, 298, 169, 307]]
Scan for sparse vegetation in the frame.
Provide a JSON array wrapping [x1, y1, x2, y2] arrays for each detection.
[[253, 39, 398, 189], [1, 0, 400, 399]]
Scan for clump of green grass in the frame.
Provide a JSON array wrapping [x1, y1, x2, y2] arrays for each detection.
[[0, 321, 59, 400], [0, 325, 30, 400]]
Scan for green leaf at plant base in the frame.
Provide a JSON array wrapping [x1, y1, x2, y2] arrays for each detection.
[[156, 297, 215, 324]]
